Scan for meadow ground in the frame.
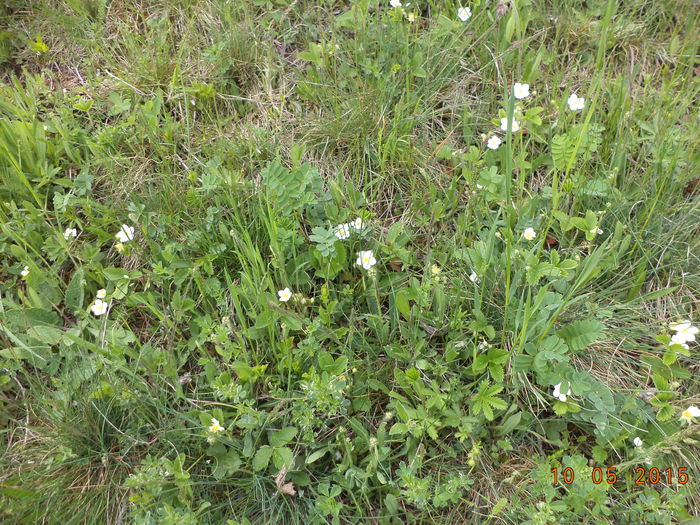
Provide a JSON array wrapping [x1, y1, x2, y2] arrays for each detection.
[[0, 0, 699, 523]]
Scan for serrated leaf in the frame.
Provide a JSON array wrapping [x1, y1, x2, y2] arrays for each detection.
[[270, 426, 297, 447], [557, 320, 604, 352], [64, 268, 85, 311], [253, 445, 273, 471]]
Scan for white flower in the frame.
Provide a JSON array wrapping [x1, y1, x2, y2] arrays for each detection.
[[469, 271, 480, 283], [670, 337, 689, 350], [457, 6, 471, 21], [552, 383, 571, 402], [63, 228, 78, 239], [334, 223, 351, 240], [115, 224, 135, 243], [669, 319, 691, 331], [407, 12, 416, 22], [633, 437, 643, 447], [486, 135, 502, 150], [351, 217, 364, 230], [356, 250, 377, 270], [567, 93, 585, 111], [500, 117, 520, 132], [278, 288, 292, 302], [390, 0, 401, 7], [513, 82, 530, 100], [670, 321, 697, 343], [680, 406, 700, 423], [90, 299, 109, 316], [431, 264, 441, 276], [208, 418, 224, 433], [522, 227, 536, 241], [589, 227, 603, 235], [96, 289, 107, 299], [20, 265, 29, 277]]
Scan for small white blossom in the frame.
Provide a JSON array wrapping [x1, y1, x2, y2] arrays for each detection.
[[523, 227, 536, 241], [63, 227, 78, 240], [431, 264, 441, 276], [208, 418, 224, 433], [96, 289, 107, 299], [20, 265, 29, 277], [567, 93, 585, 111], [633, 437, 643, 447], [356, 250, 377, 270], [334, 223, 351, 240], [589, 227, 603, 235], [487, 135, 502, 150], [115, 224, 135, 243], [278, 288, 292, 302], [469, 271, 480, 283], [390, 0, 401, 7], [680, 406, 700, 423], [90, 299, 109, 316], [457, 6, 471, 22], [500, 117, 520, 132], [351, 217, 364, 230], [513, 82, 530, 100], [552, 383, 571, 402], [669, 321, 697, 343]]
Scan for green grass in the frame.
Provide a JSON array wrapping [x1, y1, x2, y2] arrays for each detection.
[[1, 0, 699, 523]]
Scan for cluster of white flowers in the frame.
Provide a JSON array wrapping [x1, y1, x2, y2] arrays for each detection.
[[552, 383, 571, 402], [90, 289, 109, 316], [63, 227, 78, 240], [334, 217, 364, 240]]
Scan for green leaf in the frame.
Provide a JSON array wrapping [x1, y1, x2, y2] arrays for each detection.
[[64, 267, 85, 311], [498, 412, 522, 435], [270, 426, 297, 447], [306, 449, 327, 465], [253, 445, 273, 471], [274, 446, 294, 469], [557, 320, 604, 352]]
